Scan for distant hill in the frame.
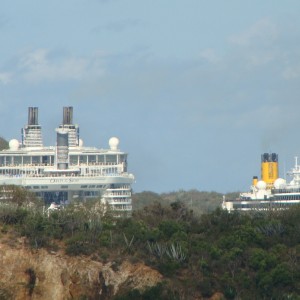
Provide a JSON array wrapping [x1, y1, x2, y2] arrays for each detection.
[[1, 190, 300, 298], [0, 137, 9, 150], [132, 189, 240, 215]]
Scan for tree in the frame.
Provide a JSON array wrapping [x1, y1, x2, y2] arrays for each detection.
[[0, 137, 8, 150]]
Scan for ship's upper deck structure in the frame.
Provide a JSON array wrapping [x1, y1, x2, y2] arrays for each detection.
[[0, 107, 134, 216], [222, 153, 300, 212]]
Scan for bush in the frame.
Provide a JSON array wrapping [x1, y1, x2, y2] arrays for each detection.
[[158, 260, 181, 277], [0, 205, 28, 225], [113, 283, 179, 300], [25, 268, 36, 296], [65, 233, 96, 256], [0, 285, 13, 300], [158, 220, 185, 239], [198, 279, 213, 297]]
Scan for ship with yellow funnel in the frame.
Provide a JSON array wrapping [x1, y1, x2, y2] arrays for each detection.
[[223, 153, 300, 211]]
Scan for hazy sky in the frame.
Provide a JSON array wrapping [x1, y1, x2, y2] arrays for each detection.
[[1, 0, 300, 193]]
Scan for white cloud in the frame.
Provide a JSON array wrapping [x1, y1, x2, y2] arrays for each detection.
[[229, 18, 279, 47], [18, 49, 106, 83], [0, 14, 8, 29], [247, 51, 276, 67], [0, 72, 12, 85], [282, 65, 300, 80], [198, 48, 220, 63], [226, 19, 281, 68], [92, 19, 141, 33]]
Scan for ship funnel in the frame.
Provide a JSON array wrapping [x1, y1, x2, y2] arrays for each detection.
[[63, 106, 73, 125], [28, 107, 39, 125], [261, 153, 278, 188], [22, 107, 43, 148], [252, 176, 258, 187], [58, 106, 79, 147], [56, 130, 69, 170]]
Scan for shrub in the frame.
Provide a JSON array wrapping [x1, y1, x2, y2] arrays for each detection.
[[198, 279, 213, 297], [25, 268, 36, 296], [65, 233, 96, 256], [158, 220, 185, 239], [0, 286, 13, 300], [158, 260, 181, 277]]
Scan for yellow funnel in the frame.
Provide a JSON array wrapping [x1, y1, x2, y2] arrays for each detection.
[[252, 176, 258, 186], [261, 153, 278, 187]]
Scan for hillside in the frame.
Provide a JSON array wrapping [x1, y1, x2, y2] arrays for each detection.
[[0, 189, 300, 299], [0, 241, 162, 300], [132, 190, 239, 215], [0, 137, 8, 150]]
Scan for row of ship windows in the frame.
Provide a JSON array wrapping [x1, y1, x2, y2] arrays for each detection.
[[80, 185, 106, 189], [272, 189, 300, 194], [26, 184, 106, 190], [275, 195, 300, 200], [0, 167, 120, 175], [108, 199, 131, 203], [105, 192, 131, 196], [234, 202, 299, 209], [0, 154, 127, 166], [35, 191, 101, 198], [112, 204, 132, 211], [26, 186, 48, 190]]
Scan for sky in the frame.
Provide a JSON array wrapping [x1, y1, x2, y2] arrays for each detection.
[[1, 1, 300, 193]]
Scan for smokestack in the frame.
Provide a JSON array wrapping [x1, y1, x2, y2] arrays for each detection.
[[28, 107, 39, 125], [261, 153, 278, 188], [56, 130, 69, 170], [63, 107, 73, 125], [22, 107, 43, 148], [252, 176, 258, 187], [59, 106, 79, 147]]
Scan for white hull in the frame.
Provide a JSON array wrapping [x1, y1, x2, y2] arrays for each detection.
[[223, 155, 300, 212], [0, 174, 134, 191], [0, 106, 135, 214]]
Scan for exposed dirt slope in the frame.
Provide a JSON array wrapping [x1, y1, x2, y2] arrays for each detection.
[[0, 237, 162, 299]]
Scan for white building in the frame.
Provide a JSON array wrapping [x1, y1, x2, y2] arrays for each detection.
[[222, 153, 300, 212], [0, 107, 134, 216]]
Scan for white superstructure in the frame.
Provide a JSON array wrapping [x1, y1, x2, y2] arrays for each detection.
[[223, 153, 300, 212], [0, 107, 134, 216]]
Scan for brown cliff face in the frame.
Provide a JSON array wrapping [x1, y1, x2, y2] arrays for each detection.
[[0, 238, 162, 300]]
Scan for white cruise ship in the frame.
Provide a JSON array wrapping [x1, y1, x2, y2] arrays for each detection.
[[223, 153, 300, 212], [0, 107, 134, 215]]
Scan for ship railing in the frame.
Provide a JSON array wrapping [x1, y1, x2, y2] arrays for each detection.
[[0, 169, 132, 178], [105, 192, 131, 198], [111, 205, 132, 211], [272, 188, 300, 194], [107, 199, 131, 204], [70, 162, 121, 166], [106, 186, 131, 191]]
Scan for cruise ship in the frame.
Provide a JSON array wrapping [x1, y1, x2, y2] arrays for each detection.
[[0, 107, 135, 215], [222, 153, 300, 211]]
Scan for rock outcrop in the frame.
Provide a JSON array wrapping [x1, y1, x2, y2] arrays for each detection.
[[0, 238, 162, 299]]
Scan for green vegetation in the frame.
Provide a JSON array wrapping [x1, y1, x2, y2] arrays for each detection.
[[0, 137, 8, 150], [1, 188, 300, 298], [132, 189, 238, 215], [25, 268, 36, 296], [114, 283, 179, 300]]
